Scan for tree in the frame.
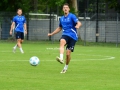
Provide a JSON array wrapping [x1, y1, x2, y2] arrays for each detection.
[[0, 0, 79, 15], [0, 0, 31, 12], [105, 0, 120, 13]]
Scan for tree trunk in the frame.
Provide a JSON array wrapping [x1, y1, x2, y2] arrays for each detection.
[[71, 0, 78, 12]]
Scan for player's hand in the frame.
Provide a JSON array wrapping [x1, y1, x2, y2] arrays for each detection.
[[75, 25, 79, 29], [10, 31, 12, 35], [48, 33, 52, 37]]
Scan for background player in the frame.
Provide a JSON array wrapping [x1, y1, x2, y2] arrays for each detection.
[[48, 3, 82, 73], [10, 8, 27, 53]]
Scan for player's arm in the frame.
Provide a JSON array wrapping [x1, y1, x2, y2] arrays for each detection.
[[72, 14, 82, 29], [75, 21, 82, 29], [48, 27, 62, 36], [24, 23, 27, 34], [10, 22, 15, 35], [24, 17, 27, 34]]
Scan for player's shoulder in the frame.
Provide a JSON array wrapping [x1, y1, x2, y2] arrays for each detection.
[[60, 16, 64, 19], [13, 15, 18, 20], [69, 13, 77, 17], [13, 15, 18, 18], [59, 16, 64, 21], [22, 15, 25, 18], [19, 15, 25, 19]]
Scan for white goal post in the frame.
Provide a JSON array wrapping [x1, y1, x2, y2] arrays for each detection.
[[29, 13, 58, 21], [28, 13, 90, 21]]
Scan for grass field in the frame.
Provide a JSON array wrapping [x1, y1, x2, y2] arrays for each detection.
[[0, 41, 120, 90]]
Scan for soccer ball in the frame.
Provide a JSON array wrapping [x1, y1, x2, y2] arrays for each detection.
[[29, 56, 40, 66]]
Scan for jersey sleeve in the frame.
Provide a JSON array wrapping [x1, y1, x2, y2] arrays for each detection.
[[23, 16, 26, 24], [12, 17, 16, 22], [59, 18, 62, 27], [72, 14, 79, 23]]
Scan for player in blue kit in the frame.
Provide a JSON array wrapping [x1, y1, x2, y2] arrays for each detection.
[[10, 8, 27, 53], [48, 3, 82, 73]]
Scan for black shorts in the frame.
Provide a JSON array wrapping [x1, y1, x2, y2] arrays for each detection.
[[60, 35, 76, 52], [16, 32, 24, 40]]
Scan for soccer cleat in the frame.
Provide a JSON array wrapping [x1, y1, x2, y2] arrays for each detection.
[[21, 50, 24, 54], [60, 69, 67, 73], [56, 57, 64, 64], [20, 49, 24, 54], [13, 47, 16, 53]]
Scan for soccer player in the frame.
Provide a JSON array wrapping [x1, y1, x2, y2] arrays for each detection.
[[48, 3, 82, 73], [10, 8, 27, 53]]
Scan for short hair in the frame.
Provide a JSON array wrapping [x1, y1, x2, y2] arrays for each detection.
[[17, 8, 22, 12], [63, 3, 69, 7]]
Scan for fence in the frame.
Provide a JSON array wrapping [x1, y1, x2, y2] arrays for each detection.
[[0, 12, 15, 39], [0, 12, 120, 46], [28, 13, 62, 41], [79, 13, 120, 46]]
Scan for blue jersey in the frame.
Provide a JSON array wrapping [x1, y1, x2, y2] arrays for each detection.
[[13, 15, 26, 32], [59, 13, 79, 41]]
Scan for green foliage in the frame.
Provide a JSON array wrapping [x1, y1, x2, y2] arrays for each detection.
[[55, 0, 66, 6], [105, 0, 120, 12], [0, 0, 31, 12], [1, 0, 120, 14], [0, 0, 76, 15]]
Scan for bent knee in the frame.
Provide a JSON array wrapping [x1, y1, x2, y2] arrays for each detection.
[[60, 39, 66, 45]]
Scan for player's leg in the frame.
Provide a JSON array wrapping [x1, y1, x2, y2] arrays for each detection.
[[13, 42, 18, 52], [61, 37, 76, 73], [20, 39, 24, 44], [19, 32, 24, 53], [56, 36, 67, 64], [14, 32, 24, 53], [65, 49, 71, 66], [13, 44, 17, 53], [17, 39, 22, 48], [13, 32, 18, 53], [14, 39, 23, 50], [60, 39, 66, 59], [13, 39, 21, 53], [17, 38, 24, 53], [61, 49, 71, 73]]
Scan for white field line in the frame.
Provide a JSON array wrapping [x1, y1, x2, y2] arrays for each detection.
[[76, 54, 115, 60], [0, 50, 61, 52], [0, 50, 115, 61], [0, 56, 115, 62]]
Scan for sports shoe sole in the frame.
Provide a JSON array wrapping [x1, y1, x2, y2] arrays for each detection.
[[56, 57, 64, 64], [60, 69, 67, 73]]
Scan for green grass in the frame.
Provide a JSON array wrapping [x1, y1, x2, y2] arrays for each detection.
[[0, 41, 120, 90]]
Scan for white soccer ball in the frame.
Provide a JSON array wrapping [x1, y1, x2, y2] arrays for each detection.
[[29, 56, 40, 66]]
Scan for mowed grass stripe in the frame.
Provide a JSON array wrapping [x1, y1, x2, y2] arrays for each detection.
[[0, 42, 120, 90]]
